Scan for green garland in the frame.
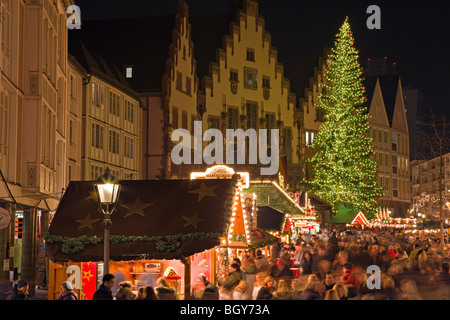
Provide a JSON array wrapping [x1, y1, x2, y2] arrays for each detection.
[[230, 234, 247, 242], [44, 232, 223, 255], [248, 237, 280, 250]]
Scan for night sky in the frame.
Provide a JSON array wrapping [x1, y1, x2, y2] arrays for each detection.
[[74, 0, 450, 116]]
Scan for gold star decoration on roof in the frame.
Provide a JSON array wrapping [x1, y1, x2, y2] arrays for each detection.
[[188, 182, 218, 202], [75, 213, 100, 230], [182, 212, 206, 230], [121, 197, 153, 218], [84, 189, 98, 202]]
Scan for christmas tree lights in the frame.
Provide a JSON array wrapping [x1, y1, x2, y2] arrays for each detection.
[[303, 17, 383, 217]]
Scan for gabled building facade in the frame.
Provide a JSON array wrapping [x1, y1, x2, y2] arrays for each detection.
[[366, 75, 410, 217], [200, 0, 300, 184], [67, 40, 142, 181], [161, 0, 201, 180]]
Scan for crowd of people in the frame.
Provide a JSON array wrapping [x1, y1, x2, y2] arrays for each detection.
[[209, 226, 450, 300], [86, 273, 179, 300], [4, 226, 450, 300]]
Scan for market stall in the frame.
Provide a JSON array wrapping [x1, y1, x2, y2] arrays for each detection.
[[328, 205, 371, 228], [370, 207, 418, 229], [45, 178, 236, 300], [190, 165, 280, 282], [246, 181, 321, 242]]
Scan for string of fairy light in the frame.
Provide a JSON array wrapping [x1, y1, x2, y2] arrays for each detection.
[[304, 17, 383, 217], [228, 180, 251, 245]]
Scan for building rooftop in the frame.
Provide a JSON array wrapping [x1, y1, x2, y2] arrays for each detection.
[[68, 37, 141, 100], [364, 74, 401, 127]]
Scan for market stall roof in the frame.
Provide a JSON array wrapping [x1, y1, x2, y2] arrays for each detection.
[[256, 206, 284, 232], [247, 181, 306, 216], [328, 205, 370, 226], [45, 179, 235, 262], [328, 205, 359, 224]]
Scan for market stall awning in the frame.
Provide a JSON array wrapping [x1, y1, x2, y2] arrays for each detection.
[[247, 181, 306, 216], [329, 205, 371, 227], [328, 205, 359, 224], [45, 179, 235, 262]]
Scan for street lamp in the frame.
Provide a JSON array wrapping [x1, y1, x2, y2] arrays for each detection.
[[94, 168, 121, 275]]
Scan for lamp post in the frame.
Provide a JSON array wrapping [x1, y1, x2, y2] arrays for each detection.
[[94, 168, 121, 275]]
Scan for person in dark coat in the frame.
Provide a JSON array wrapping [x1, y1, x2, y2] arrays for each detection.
[[200, 273, 219, 300], [270, 254, 293, 287], [6, 279, 31, 300], [300, 252, 313, 275], [58, 281, 78, 300], [232, 258, 246, 281], [311, 246, 330, 273], [256, 276, 275, 300], [143, 285, 158, 300], [328, 232, 338, 252], [323, 272, 336, 291], [93, 273, 115, 300]]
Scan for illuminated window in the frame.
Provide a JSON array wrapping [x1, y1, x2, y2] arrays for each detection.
[[126, 67, 133, 78], [305, 131, 315, 146]]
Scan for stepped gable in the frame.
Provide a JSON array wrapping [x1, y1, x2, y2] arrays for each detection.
[[199, 0, 295, 103], [283, 57, 320, 102]]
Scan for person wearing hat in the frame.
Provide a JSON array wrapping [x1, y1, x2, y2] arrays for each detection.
[[199, 273, 219, 300], [6, 279, 31, 300], [58, 281, 78, 300]]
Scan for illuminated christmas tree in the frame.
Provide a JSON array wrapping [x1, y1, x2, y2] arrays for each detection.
[[304, 17, 382, 216]]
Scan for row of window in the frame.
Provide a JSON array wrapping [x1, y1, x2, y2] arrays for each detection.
[[90, 123, 135, 158], [415, 173, 450, 184], [370, 128, 408, 155], [91, 83, 135, 123], [376, 152, 409, 174], [378, 176, 410, 199], [171, 104, 292, 161], [172, 105, 279, 132]]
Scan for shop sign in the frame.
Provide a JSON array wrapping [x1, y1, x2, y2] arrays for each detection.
[[0, 207, 11, 231]]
